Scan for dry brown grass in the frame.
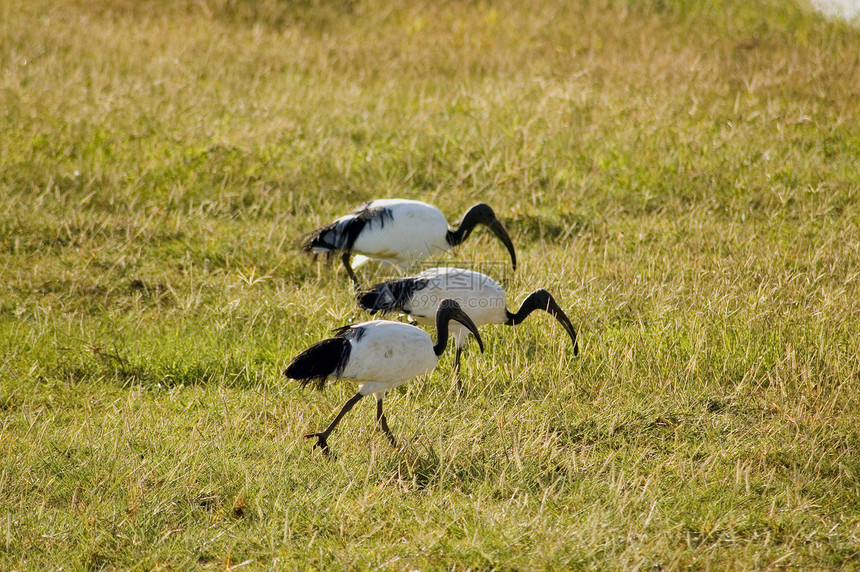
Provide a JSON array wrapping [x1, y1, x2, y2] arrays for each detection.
[[2, 0, 860, 568]]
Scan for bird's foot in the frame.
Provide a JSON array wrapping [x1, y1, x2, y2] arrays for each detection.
[[304, 432, 331, 455], [382, 432, 398, 449]]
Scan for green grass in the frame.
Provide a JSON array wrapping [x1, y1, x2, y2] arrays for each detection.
[[2, 0, 860, 568]]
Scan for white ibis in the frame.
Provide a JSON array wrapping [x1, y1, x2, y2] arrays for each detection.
[[285, 299, 484, 455], [300, 199, 517, 285], [357, 267, 579, 389]]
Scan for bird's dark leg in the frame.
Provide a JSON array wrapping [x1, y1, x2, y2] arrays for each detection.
[[306, 391, 364, 455], [341, 252, 360, 288], [454, 347, 464, 395], [376, 398, 398, 448]]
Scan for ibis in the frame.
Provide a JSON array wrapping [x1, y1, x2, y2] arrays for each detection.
[[357, 267, 579, 389], [301, 199, 517, 285], [284, 299, 484, 455]]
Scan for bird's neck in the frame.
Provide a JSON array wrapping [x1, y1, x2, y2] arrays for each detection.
[[433, 313, 450, 357], [446, 227, 466, 247], [446, 210, 480, 247], [505, 290, 551, 325]]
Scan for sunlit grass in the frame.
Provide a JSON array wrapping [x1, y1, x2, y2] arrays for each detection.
[[2, 0, 860, 568]]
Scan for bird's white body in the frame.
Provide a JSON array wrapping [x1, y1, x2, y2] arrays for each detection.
[[287, 298, 484, 453], [328, 199, 451, 269], [304, 199, 516, 286], [338, 320, 439, 397], [403, 267, 508, 347]]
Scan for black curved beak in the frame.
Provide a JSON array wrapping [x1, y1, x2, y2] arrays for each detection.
[[449, 307, 485, 353], [487, 218, 517, 271], [544, 297, 579, 356]]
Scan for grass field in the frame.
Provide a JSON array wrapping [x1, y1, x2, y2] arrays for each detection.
[[2, 0, 860, 568]]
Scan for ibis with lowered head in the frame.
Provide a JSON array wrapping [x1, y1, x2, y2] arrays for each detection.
[[285, 299, 484, 455], [357, 267, 579, 389], [301, 199, 517, 285]]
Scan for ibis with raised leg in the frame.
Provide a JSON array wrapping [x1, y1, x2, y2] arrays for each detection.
[[285, 299, 485, 455]]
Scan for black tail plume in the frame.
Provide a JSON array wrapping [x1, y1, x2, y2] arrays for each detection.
[[357, 277, 429, 314], [300, 204, 393, 255], [285, 337, 351, 390], [300, 220, 343, 254]]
